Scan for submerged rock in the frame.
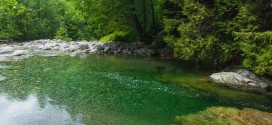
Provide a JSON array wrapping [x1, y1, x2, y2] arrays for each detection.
[[0, 75, 6, 81], [210, 69, 272, 92], [0, 65, 11, 69], [173, 107, 272, 125]]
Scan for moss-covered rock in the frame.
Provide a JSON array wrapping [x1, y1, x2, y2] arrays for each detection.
[[173, 107, 272, 125], [157, 73, 272, 106]]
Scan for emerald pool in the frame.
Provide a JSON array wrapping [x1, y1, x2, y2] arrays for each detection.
[[0, 55, 271, 125]]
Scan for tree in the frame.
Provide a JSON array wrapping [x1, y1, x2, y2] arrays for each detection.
[[164, 0, 225, 65], [0, 0, 26, 39], [163, 0, 272, 75]]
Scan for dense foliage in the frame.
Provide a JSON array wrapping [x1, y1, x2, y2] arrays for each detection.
[[0, 0, 271, 75], [163, 0, 272, 75]]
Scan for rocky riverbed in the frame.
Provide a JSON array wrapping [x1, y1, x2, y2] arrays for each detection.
[[0, 39, 172, 62]]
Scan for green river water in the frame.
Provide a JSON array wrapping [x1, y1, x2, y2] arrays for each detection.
[[0, 55, 271, 125]]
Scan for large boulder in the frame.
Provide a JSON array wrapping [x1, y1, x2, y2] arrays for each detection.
[[12, 50, 29, 56], [210, 69, 272, 92]]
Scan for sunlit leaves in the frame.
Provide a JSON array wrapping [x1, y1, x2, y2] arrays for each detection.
[[234, 31, 272, 75]]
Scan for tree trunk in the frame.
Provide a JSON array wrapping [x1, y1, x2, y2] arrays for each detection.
[[150, 0, 155, 33], [129, 0, 144, 42], [143, 0, 146, 34]]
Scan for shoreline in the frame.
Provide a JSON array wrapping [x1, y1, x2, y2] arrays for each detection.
[[0, 39, 173, 62]]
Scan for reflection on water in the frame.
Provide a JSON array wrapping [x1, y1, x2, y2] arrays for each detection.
[[0, 94, 84, 125]]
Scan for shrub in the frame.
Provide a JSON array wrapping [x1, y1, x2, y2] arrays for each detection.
[[100, 31, 130, 42], [55, 26, 72, 42]]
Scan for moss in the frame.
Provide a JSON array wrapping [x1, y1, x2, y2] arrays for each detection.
[[173, 107, 272, 125], [100, 31, 129, 42]]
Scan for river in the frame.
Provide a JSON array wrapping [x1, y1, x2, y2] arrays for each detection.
[[0, 55, 271, 125]]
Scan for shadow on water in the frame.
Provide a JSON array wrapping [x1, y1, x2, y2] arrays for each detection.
[[0, 55, 271, 125]]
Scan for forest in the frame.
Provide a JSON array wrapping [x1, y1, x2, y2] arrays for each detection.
[[0, 0, 271, 76]]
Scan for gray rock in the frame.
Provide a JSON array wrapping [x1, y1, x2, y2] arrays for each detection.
[[0, 75, 6, 81], [0, 65, 11, 69], [78, 43, 89, 50], [68, 45, 78, 52], [0, 39, 163, 61], [0, 46, 14, 54], [96, 45, 104, 51], [12, 50, 28, 56], [104, 47, 110, 53], [236, 69, 270, 88], [80, 49, 89, 53], [210, 69, 272, 92], [70, 52, 78, 57], [43, 44, 52, 50], [59, 43, 69, 51]]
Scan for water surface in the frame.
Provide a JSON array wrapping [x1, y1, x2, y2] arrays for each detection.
[[0, 55, 271, 125]]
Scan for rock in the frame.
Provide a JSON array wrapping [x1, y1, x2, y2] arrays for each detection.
[[0, 65, 11, 69], [210, 69, 272, 92], [133, 49, 156, 56], [103, 47, 110, 53], [70, 52, 78, 57], [0, 39, 164, 60], [12, 50, 28, 56], [78, 43, 89, 50], [38, 45, 44, 49], [80, 49, 89, 53], [89, 45, 98, 53], [59, 43, 69, 51], [236, 69, 271, 88], [43, 43, 52, 50], [0, 46, 14, 54], [0, 75, 5, 81], [96, 44, 104, 51], [68, 45, 78, 52]]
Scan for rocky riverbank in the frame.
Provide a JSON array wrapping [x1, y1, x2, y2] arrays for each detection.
[[0, 39, 173, 62]]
